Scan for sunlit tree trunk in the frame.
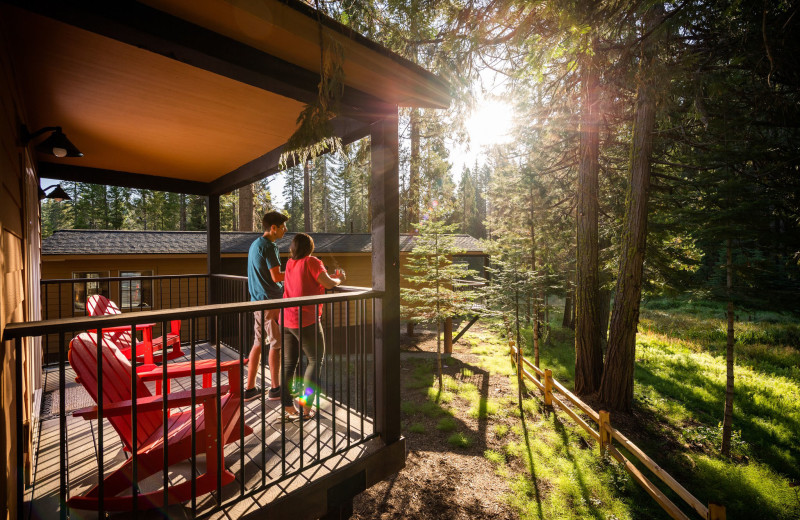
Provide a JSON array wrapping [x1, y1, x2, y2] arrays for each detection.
[[721, 238, 735, 456], [530, 186, 540, 371], [304, 159, 312, 232], [575, 45, 604, 395], [408, 108, 421, 230], [599, 4, 662, 411], [239, 183, 254, 231], [180, 194, 186, 230]]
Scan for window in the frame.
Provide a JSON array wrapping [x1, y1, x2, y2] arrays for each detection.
[[121, 271, 153, 310], [73, 272, 109, 312]]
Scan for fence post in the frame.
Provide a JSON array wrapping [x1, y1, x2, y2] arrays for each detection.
[[599, 410, 611, 455], [544, 369, 553, 406], [708, 503, 726, 520]]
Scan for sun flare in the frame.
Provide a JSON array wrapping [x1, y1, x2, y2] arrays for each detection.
[[465, 99, 514, 149]]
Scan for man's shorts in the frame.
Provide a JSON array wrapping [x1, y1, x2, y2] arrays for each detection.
[[253, 308, 281, 351]]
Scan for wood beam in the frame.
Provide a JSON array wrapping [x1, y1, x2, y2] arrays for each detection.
[[370, 113, 400, 443], [37, 163, 209, 195], [8, 0, 393, 116], [208, 116, 375, 195]]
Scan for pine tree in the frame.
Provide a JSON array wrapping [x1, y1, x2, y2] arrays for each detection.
[[401, 200, 477, 390]]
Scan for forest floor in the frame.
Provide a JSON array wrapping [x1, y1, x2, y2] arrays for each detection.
[[351, 320, 652, 520], [352, 322, 520, 520]]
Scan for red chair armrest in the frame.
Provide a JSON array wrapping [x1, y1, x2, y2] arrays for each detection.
[[73, 385, 231, 419]]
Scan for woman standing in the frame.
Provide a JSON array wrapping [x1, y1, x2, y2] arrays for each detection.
[[281, 233, 345, 420]]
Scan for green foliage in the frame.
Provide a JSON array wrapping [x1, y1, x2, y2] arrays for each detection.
[[401, 201, 479, 326]]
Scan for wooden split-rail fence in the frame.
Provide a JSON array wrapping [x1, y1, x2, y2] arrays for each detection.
[[507, 341, 726, 520]]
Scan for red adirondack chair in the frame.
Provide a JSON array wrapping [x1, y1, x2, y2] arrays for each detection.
[[67, 332, 252, 510], [86, 294, 183, 363]]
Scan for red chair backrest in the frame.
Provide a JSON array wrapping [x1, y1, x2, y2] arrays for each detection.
[[69, 333, 162, 451], [86, 294, 120, 317]]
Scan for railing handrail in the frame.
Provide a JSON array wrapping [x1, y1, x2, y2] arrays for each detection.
[[4, 288, 383, 341], [208, 273, 246, 281], [42, 273, 210, 284]]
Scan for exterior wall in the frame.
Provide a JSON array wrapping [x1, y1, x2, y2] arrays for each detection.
[[0, 33, 30, 520]]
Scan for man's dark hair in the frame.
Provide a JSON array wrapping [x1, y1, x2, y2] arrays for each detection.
[[290, 233, 314, 260], [262, 211, 288, 230]]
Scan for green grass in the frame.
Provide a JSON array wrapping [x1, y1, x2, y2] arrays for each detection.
[[501, 301, 800, 520], [461, 324, 660, 520], [447, 432, 473, 449], [484, 449, 506, 466], [436, 416, 458, 432], [408, 422, 425, 434]]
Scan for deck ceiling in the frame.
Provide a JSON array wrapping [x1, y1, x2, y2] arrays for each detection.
[[1, 0, 450, 194]]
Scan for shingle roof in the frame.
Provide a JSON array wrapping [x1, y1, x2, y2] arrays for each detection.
[[42, 230, 486, 256]]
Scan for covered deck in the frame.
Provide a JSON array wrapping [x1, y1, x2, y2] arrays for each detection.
[[32, 339, 387, 519]]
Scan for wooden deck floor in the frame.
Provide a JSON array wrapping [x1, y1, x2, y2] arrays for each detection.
[[28, 342, 378, 519]]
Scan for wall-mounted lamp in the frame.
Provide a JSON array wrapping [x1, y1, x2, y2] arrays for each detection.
[[39, 184, 71, 202], [21, 125, 83, 158]]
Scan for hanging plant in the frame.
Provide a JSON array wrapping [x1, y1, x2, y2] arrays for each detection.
[[280, 5, 345, 168]]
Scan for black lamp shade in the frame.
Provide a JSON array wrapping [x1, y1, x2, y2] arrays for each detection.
[[46, 185, 71, 201], [35, 129, 83, 158]]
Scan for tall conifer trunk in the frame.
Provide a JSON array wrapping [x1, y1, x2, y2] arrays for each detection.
[[408, 108, 421, 230], [239, 184, 254, 231], [575, 45, 603, 395], [304, 159, 312, 232], [599, 5, 662, 411], [721, 239, 735, 456]]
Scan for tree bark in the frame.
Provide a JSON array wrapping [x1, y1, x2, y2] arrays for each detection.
[[562, 293, 572, 329], [444, 317, 453, 354], [598, 288, 612, 354], [238, 184, 254, 231], [180, 194, 186, 231], [304, 159, 312, 232], [599, 5, 662, 411], [575, 45, 604, 396], [530, 199, 540, 369], [721, 238, 735, 456], [407, 108, 420, 231]]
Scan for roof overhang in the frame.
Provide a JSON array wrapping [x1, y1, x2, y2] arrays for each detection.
[[2, 0, 451, 195]]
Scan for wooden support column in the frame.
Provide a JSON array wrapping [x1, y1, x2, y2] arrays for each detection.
[[371, 112, 400, 444]]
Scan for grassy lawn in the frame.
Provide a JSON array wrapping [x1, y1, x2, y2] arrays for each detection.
[[515, 298, 800, 520]]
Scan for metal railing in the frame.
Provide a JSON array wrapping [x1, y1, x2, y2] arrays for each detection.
[[41, 274, 211, 365], [5, 287, 381, 519]]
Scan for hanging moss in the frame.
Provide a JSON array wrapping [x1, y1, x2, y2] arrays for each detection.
[[281, 20, 345, 169]]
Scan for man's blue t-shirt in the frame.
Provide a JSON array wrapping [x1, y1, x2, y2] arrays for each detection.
[[248, 236, 283, 301]]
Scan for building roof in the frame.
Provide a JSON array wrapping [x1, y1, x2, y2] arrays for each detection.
[[3, 0, 450, 194], [42, 230, 486, 256]]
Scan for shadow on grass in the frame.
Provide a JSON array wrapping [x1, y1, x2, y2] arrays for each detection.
[[401, 355, 493, 454], [636, 358, 800, 481]]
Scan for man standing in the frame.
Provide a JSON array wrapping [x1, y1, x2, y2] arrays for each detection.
[[245, 211, 288, 401]]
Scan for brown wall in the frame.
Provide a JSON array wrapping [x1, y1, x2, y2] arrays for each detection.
[[1, 31, 30, 520]]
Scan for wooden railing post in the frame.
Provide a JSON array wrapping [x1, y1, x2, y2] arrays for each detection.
[[708, 503, 726, 520], [599, 410, 611, 455], [544, 369, 553, 406]]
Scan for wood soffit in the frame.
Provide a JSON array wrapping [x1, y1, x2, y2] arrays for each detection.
[[2, 0, 450, 194]]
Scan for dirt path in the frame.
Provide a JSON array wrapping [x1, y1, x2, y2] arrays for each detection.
[[352, 325, 519, 520]]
